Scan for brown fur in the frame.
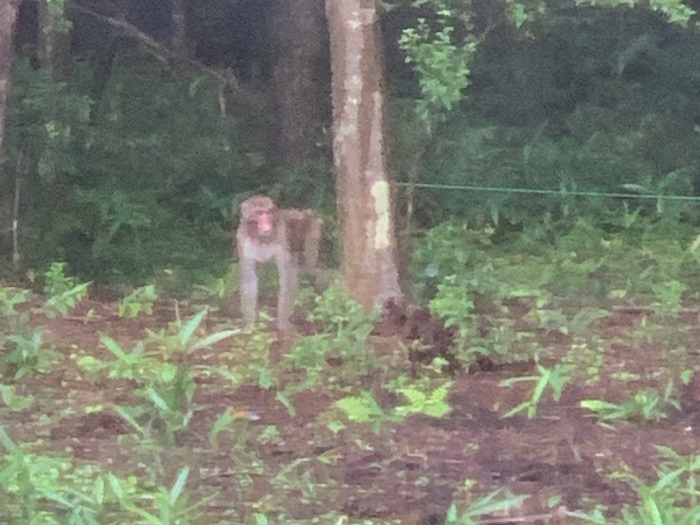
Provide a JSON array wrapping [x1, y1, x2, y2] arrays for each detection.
[[236, 195, 322, 329]]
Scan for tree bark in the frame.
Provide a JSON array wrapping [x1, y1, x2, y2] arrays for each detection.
[[272, 0, 329, 163], [326, 0, 402, 310], [37, 0, 72, 81], [0, 0, 19, 168]]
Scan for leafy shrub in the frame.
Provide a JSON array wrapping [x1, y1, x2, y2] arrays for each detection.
[[410, 113, 699, 229], [413, 214, 700, 304], [6, 57, 263, 286], [285, 285, 377, 389]]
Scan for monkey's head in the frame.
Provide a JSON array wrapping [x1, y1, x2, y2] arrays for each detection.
[[242, 195, 278, 241]]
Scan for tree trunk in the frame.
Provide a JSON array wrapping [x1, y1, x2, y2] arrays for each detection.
[[326, 0, 402, 310], [170, 0, 192, 60], [37, 0, 72, 81], [272, 0, 329, 163], [0, 0, 19, 167]]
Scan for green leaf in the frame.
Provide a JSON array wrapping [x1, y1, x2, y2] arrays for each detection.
[[209, 409, 234, 449], [277, 392, 296, 417], [179, 309, 207, 346], [188, 329, 239, 354], [170, 466, 189, 500]]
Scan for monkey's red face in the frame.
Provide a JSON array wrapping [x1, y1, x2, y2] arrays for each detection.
[[254, 208, 276, 238], [241, 196, 279, 243]]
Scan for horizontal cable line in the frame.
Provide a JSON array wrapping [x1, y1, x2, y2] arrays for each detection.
[[395, 182, 700, 202]]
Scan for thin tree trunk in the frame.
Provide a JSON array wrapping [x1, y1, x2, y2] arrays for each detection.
[[37, 0, 72, 81], [170, 0, 192, 59], [327, 0, 402, 310], [0, 0, 19, 263], [272, 0, 329, 162], [0, 0, 19, 167]]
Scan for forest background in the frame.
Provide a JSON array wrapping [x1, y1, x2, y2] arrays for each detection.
[[3, 0, 700, 296]]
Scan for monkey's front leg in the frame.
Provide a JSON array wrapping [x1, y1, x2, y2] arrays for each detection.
[[240, 258, 259, 328], [276, 251, 298, 331]]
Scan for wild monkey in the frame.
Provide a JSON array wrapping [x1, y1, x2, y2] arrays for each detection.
[[236, 195, 322, 330]]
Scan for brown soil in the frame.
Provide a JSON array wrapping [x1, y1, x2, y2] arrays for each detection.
[[3, 297, 700, 524]]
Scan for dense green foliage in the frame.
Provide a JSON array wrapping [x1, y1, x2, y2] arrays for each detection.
[[5, 54, 331, 285], [5, 1, 700, 291], [8, 58, 249, 282], [393, 9, 700, 228]]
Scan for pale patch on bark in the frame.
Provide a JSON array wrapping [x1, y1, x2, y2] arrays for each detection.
[[371, 180, 390, 249]]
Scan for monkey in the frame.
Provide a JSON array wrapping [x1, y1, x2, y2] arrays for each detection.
[[236, 195, 322, 330]]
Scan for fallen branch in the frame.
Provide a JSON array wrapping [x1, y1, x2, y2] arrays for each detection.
[[68, 5, 239, 91]]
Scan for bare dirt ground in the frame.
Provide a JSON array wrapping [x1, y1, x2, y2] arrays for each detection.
[[4, 298, 700, 524]]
